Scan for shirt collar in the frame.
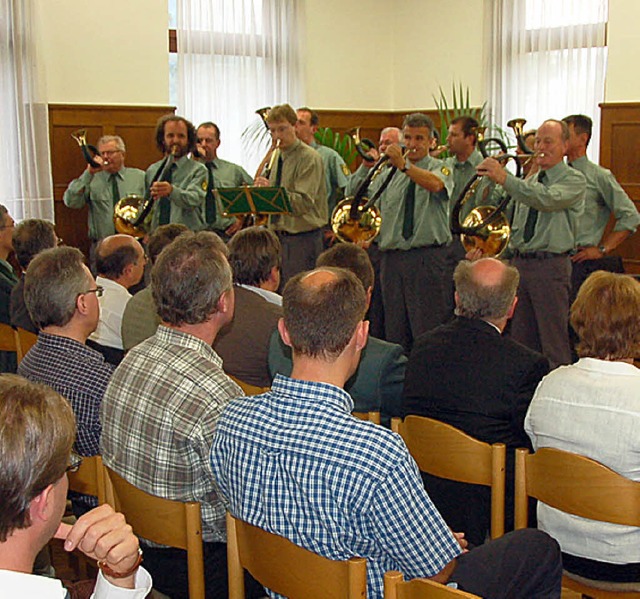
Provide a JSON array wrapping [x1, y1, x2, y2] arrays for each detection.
[[271, 373, 355, 413], [575, 356, 640, 376], [239, 284, 283, 306], [281, 138, 302, 155], [568, 155, 589, 168], [541, 160, 569, 184], [155, 324, 223, 368]]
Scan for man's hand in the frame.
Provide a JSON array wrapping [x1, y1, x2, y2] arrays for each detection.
[[225, 217, 244, 236], [476, 157, 507, 185], [452, 531, 469, 553], [254, 176, 270, 188], [385, 144, 406, 170], [571, 246, 604, 263], [150, 181, 173, 199], [55, 504, 141, 589], [465, 248, 485, 261], [87, 156, 105, 175], [362, 147, 380, 166]]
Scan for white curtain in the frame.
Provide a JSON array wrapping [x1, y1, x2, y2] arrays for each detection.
[[175, 0, 304, 175], [0, 0, 53, 221], [484, 0, 608, 161]]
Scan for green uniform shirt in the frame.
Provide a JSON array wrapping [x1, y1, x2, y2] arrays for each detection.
[[503, 161, 585, 253], [63, 167, 145, 240], [207, 157, 253, 230], [445, 148, 486, 222], [569, 155, 640, 246], [269, 139, 327, 234], [147, 155, 208, 231], [377, 156, 454, 251], [310, 141, 349, 213]]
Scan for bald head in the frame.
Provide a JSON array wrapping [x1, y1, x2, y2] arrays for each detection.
[[454, 258, 519, 323], [96, 234, 145, 287], [283, 267, 366, 359]]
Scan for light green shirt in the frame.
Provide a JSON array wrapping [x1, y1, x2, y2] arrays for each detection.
[[446, 148, 484, 204], [147, 155, 208, 231], [63, 167, 145, 240], [569, 155, 640, 247], [269, 139, 327, 234], [377, 156, 454, 251], [503, 161, 585, 253], [311, 141, 349, 213], [207, 157, 253, 230]]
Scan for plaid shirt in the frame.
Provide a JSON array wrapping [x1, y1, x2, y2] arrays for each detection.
[[211, 375, 461, 599], [18, 332, 114, 456], [101, 325, 243, 543]]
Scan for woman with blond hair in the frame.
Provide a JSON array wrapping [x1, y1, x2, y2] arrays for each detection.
[[525, 270, 640, 583]]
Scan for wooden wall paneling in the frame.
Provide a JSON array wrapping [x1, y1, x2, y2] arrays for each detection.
[[49, 104, 174, 256], [600, 102, 640, 274]]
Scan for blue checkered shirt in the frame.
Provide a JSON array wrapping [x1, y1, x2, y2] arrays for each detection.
[[18, 332, 114, 457], [211, 375, 461, 598]]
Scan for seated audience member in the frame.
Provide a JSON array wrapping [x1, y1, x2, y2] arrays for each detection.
[[211, 267, 562, 599], [269, 243, 406, 425], [87, 234, 146, 365], [214, 226, 283, 387], [101, 232, 261, 599], [0, 205, 18, 374], [403, 258, 549, 545], [19, 246, 115, 515], [0, 374, 151, 597], [10, 219, 57, 334], [121, 223, 188, 351], [525, 271, 640, 584]]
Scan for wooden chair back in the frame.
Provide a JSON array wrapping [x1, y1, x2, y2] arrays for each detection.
[[0, 323, 18, 353], [392, 416, 506, 539], [514, 447, 640, 598], [14, 327, 37, 363], [352, 410, 381, 424], [384, 571, 480, 598], [228, 374, 270, 396], [67, 455, 108, 505], [226, 512, 367, 599], [105, 466, 205, 599]]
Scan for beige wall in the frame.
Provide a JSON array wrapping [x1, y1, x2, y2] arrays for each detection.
[[34, 0, 169, 105], [31, 0, 635, 109], [605, 0, 640, 102]]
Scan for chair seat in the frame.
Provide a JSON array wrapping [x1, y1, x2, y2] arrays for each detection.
[[563, 569, 640, 593]]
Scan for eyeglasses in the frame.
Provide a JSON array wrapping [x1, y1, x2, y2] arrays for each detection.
[[66, 453, 83, 474], [100, 150, 121, 157], [81, 285, 104, 298]]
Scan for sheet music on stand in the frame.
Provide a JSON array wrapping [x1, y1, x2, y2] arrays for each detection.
[[215, 185, 291, 219]]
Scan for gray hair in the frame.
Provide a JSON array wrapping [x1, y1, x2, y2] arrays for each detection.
[[454, 259, 519, 320], [98, 135, 126, 152], [24, 247, 89, 329], [151, 231, 232, 326], [402, 113, 435, 134], [380, 127, 403, 142]]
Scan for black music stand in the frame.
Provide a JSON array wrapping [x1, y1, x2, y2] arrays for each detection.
[[215, 185, 291, 219]]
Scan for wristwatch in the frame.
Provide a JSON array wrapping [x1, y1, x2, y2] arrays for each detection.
[[401, 160, 411, 173]]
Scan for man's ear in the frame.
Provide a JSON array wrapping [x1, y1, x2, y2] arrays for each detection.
[[217, 289, 233, 316], [277, 318, 292, 348], [454, 291, 461, 309], [354, 320, 369, 352], [507, 295, 519, 320], [29, 484, 54, 524], [76, 292, 89, 316]]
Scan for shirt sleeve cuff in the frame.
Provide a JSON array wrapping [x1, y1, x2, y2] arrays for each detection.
[[93, 567, 153, 598]]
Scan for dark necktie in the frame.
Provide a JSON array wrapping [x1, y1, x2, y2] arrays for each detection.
[[274, 154, 284, 188], [157, 163, 175, 225], [205, 161, 217, 225], [523, 171, 545, 242], [109, 173, 120, 206], [402, 179, 416, 240]]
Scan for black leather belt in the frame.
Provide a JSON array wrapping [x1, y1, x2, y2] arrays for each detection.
[[276, 228, 321, 237]]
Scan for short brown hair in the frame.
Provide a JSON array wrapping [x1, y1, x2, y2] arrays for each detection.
[[12, 219, 56, 270], [152, 231, 232, 326], [266, 104, 297, 126], [283, 268, 366, 360], [0, 375, 75, 541], [316, 244, 374, 291], [228, 226, 281, 286], [571, 271, 640, 360], [147, 223, 189, 264], [155, 114, 197, 153]]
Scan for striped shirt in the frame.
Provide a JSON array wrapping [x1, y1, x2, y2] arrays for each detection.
[[101, 325, 243, 543], [211, 375, 461, 598]]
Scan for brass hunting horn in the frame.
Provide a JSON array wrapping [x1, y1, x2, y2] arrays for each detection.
[[71, 129, 101, 168]]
